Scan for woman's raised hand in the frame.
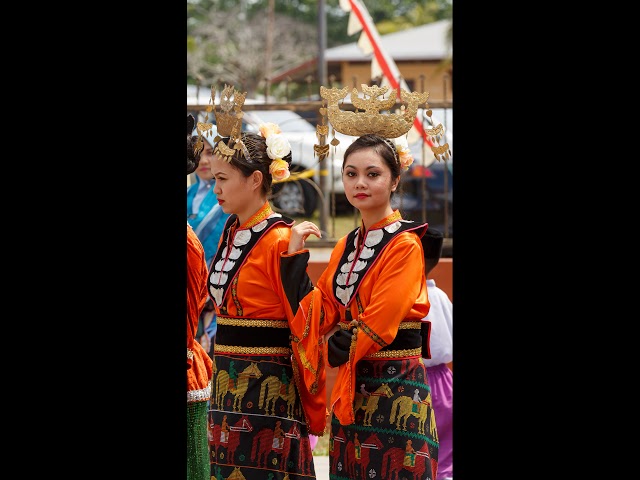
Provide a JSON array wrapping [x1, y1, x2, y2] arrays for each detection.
[[288, 221, 322, 254]]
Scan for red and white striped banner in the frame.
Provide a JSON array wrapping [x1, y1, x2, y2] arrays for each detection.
[[339, 0, 433, 147]]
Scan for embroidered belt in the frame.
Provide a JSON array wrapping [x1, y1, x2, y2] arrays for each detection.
[[339, 320, 422, 330], [214, 344, 291, 355], [364, 347, 422, 359], [215, 315, 291, 350], [345, 320, 423, 358], [217, 316, 289, 328]]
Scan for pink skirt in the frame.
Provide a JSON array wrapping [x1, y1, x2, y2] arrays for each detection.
[[426, 363, 453, 480]]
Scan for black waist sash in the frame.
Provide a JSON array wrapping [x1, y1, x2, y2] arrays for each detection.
[[215, 316, 291, 348], [381, 326, 422, 351]]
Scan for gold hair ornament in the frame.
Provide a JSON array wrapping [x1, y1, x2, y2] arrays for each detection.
[[320, 84, 428, 138], [195, 84, 248, 163], [424, 115, 452, 162]]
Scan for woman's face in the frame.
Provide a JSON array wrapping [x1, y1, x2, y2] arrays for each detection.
[[195, 141, 215, 182], [210, 153, 252, 216], [342, 147, 398, 213]]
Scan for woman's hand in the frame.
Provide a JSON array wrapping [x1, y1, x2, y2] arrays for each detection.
[[288, 221, 322, 254]]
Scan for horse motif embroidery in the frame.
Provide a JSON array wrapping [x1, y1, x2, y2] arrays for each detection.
[[213, 362, 262, 412], [354, 383, 393, 426]]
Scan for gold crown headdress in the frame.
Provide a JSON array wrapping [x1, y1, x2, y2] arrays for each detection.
[[322, 84, 428, 138], [195, 84, 248, 162], [314, 84, 451, 169]]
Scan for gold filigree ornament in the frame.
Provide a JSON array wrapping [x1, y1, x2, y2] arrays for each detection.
[[313, 100, 330, 160], [424, 116, 452, 162], [195, 84, 248, 163], [314, 84, 430, 164], [322, 84, 428, 137]]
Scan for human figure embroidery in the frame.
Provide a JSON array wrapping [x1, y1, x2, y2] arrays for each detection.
[[220, 414, 229, 443], [273, 420, 285, 450], [405, 439, 417, 467], [228, 360, 238, 390], [413, 388, 422, 413], [354, 432, 362, 460], [280, 368, 290, 396], [360, 384, 371, 407]]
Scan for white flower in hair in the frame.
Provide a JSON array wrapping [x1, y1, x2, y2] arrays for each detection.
[[265, 134, 291, 161], [259, 122, 291, 182], [393, 135, 414, 171]]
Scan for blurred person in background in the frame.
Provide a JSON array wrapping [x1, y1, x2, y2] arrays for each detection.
[[186, 113, 214, 480], [421, 228, 453, 480], [188, 126, 230, 357]]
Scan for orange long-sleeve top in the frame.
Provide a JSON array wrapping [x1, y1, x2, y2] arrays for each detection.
[[187, 223, 213, 402], [207, 202, 327, 435], [290, 211, 430, 426]]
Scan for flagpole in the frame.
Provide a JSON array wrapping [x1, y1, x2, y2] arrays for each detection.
[[318, 0, 329, 233]]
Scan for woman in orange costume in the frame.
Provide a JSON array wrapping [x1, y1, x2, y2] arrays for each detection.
[[196, 85, 322, 480], [186, 114, 214, 480], [282, 85, 442, 480]]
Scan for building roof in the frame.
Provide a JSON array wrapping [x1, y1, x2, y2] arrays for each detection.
[[270, 20, 451, 82], [325, 19, 451, 62]]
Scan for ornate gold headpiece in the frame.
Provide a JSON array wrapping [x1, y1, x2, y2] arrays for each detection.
[[195, 84, 248, 162], [314, 83, 451, 166], [322, 84, 428, 138], [314, 84, 428, 166], [424, 118, 452, 162]]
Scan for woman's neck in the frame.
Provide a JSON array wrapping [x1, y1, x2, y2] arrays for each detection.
[[236, 197, 269, 226], [359, 206, 395, 232]]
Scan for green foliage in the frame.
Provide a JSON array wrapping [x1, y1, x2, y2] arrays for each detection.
[[187, 0, 453, 97]]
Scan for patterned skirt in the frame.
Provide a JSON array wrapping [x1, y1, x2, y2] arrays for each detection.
[[208, 350, 317, 480], [328, 354, 439, 480]]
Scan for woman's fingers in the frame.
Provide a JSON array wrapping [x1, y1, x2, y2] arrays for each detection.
[[287, 221, 322, 253], [295, 221, 322, 239]]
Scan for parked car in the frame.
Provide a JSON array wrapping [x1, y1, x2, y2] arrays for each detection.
[[394, 108, 453, 237], [391, 158, 453, 238], [242, 109, 348, 217]]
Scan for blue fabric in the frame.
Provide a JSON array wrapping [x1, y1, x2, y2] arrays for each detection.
[[188, 176, 229, 347], [187, 176, 230, 268]]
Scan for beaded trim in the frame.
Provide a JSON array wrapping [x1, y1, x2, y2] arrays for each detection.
[[343, 321, 420, 330], [217, 316, 289, 328], [215, 344, 291, 355], [244, 203, 274, 229], [363, 347, 422, 359], [187, 381, 212, 403], [372, 209, 402, 229], [398, 321, 422, 330]]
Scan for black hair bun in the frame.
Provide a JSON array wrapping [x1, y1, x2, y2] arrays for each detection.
[[187, 114, 195, 135]]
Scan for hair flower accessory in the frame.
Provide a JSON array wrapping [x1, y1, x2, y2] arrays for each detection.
[[259, 122, 291, 182], [269, 158, 290, 182], [394, 136, 414, 171]]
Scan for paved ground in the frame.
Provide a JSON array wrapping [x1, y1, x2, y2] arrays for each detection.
[[312, 455, 330, 479]]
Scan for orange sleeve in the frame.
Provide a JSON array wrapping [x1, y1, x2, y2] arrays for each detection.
[[331, 233, 429, 425], [287, 238, 347, 435], [186, 226, 209, 370]]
